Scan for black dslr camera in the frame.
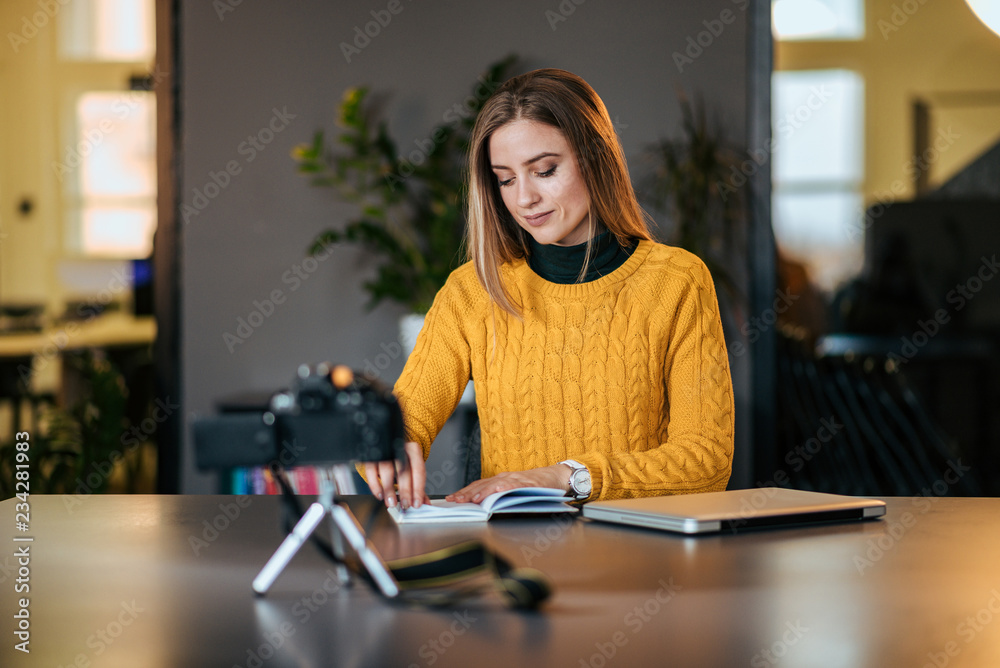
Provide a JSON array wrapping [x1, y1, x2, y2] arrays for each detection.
[[193, 363, 407, 470]]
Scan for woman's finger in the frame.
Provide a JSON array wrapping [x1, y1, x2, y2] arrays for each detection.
[[395, 456, 412, 509], [376, 460, 398, 507], [363, 462, 383, 500], [404, 441, 426, 508]]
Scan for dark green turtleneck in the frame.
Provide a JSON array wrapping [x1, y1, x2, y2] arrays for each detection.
[[527, 230, 637, 284]]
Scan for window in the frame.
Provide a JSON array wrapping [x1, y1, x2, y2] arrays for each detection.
[[772, 0, 864, 41], [59, 0, 155, 61], [771, 69, 864, 291], [61, 91, 156, 257], [58, 0, 156, 258]]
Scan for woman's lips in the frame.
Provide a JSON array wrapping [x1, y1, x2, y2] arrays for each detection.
[[523, 211, 553, 227]]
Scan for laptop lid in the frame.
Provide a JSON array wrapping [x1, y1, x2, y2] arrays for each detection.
[[581, 487, 886, 534]]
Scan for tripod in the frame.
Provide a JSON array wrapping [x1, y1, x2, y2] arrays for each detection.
[[251, 464, 399, 598]]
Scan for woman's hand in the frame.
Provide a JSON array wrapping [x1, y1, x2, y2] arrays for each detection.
[[446, 464, 573, 504], [363, 441, 430, 510]]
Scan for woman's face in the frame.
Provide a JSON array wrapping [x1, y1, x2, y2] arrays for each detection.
[[488, 120, 592, 247]]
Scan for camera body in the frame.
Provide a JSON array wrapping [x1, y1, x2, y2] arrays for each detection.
[[193, 364, 407, 470]]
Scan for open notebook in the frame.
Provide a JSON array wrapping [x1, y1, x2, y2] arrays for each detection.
[[387, 487, 578, 524]]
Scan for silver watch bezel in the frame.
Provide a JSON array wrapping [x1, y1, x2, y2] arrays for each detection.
[[570, 468, 591, 498], [560, 460, 591, 499]]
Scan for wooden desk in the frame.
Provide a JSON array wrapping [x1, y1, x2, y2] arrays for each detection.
[[0, 314, 156, 358], [2, 494, 1000, 667], [0, 313, 155, 397]]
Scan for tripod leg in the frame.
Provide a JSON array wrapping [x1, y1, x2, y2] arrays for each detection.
[[252, 500, 327, 596], [251, 467, 398, 599], [329, 503, 399, 598], [326, 464, 353, 585], [327, 513, 351, 586]]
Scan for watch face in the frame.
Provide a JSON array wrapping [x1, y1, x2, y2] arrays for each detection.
[[573, 469, 592, 496]]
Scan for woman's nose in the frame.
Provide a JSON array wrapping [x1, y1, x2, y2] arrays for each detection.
[[516, 179, 540, 208]]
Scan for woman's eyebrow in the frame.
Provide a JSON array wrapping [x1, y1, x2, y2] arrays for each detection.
[[491, 152, 561, 170]]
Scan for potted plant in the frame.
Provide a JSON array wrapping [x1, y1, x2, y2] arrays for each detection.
[[643, 92, 745, 305], [0, 351, 135, 499], [291, 56, 516, 322]]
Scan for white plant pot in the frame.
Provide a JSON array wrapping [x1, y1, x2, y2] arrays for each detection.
[[399, 312, 426, 358], [399, 312, 474, 405]]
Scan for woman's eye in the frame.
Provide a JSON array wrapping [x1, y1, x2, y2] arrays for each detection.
[[497, 166, 554, 186]]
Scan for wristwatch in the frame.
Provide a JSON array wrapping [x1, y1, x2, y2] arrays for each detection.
[[559, 460, 592, 500]]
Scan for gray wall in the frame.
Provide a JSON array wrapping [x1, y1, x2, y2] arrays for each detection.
[[180, 0, 753, 492]]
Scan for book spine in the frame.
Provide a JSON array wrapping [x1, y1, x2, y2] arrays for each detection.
[[230, 468, 248, 495], [304, 468, 319, 495], [263, 467, 278, 495], [251, 467, 266, 495]]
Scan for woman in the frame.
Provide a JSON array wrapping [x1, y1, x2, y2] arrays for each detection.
[[365, 68, 734, 509]]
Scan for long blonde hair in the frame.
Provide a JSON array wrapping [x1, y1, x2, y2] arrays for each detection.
[[466, 68, 653, 317]]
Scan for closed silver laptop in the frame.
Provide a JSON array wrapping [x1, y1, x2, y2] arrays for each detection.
[[582, 487, 886, 534]]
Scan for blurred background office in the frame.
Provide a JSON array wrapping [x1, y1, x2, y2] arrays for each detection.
[[0, 0, 997, 499]]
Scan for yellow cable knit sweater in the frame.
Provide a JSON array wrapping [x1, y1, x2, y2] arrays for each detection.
[[394, 240, 734, 501]]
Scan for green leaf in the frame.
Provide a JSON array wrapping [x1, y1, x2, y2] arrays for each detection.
[[291, 57, 518, 311]]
